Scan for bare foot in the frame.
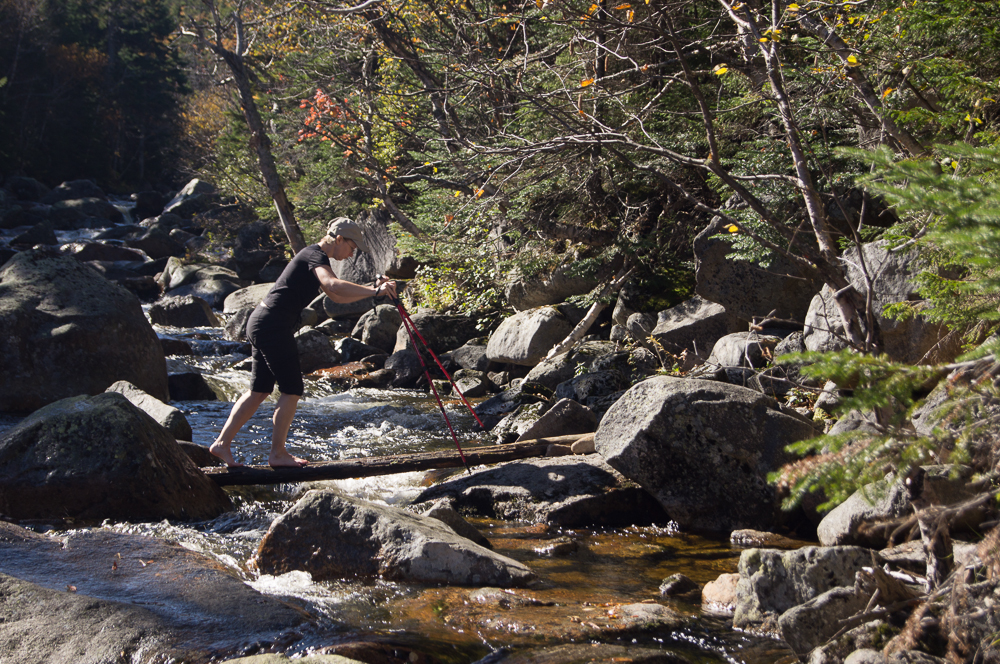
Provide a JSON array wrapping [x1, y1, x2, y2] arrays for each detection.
[[269, 451, 309, 468], [209, 441, 245, 468]]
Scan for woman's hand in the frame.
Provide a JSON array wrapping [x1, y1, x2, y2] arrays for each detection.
[[374, 277, 398, 300]]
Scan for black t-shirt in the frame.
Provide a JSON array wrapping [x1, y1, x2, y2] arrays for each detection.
[[260, 244, 331, 320]]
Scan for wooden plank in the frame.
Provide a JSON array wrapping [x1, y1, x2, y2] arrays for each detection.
[[201, 434, 591, 486]]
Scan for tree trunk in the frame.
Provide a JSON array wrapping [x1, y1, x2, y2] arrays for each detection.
[[201, 435, 590, 486]]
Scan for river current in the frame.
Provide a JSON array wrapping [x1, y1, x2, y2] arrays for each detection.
[[0, 219, 797, 663]]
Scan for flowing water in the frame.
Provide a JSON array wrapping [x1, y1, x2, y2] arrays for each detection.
[[0, 213, 797, 662], [119, 323, 796, 663]]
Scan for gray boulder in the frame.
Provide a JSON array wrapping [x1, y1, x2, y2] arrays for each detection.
[[49, 198, 123, 228], [487, 306, 577, 366], [167, 278, 242, 310], [125, 226, 186, 259], [5, 176, 49, 201], [778, 586, 869, 657], [148, 294, 221, 328], [733, 545, 874, 629], [105, 380, 193, 441], [393, 310, 480, 355], [515, 398, 599, 442], [254, 489, 536, 586], [351, 304, 401, 353], [163, 178, 217, 218], [554, 370, 625, 404], [10, 221, 58, 247], [803, 240, 962, 363], [224, 282, 274, 313], [504, 262, 601, 311], [0, 250, 169, 411], [385, 348, 424, 388], [706, 332, 785, 368], [41, 179, 106, 204], [420, 498, 493, 549], [446, 339, 494, 372], [160, 257, 241, 292], [294, 327, 342, 374], [594, 376, 818, 533], [414, 455, 670, 527], [524, 340, 620, 389], [694, 217, 821, 323], [0, 392, 231, 521], [492, 402, 551, 444], [651, 295, 744, 361], [61, 241, 146, 262]]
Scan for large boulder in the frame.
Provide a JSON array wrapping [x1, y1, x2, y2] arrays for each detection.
[[163, 178, 218, 218], [124, 226, 186, 259], [393, 310, 480, 355], [705, 332, 786, 369], [504, 262, 602, 312], [733, 546, 874, 630], [49, 198, 123, 228], [0, 523, 310, 662], [351, 304, 401, 354], [0, 250, 169, 412], [694, 218, 821, 324], [0, 392, 232, 521], [594, 376, 818, 533], [224, 282, 274, 313], [650, 295, 744, 361], [803, 240, 963, 364], [105, 380, 193, 441], [486, 306, 576, 366], [148, 294, 221, 328], [413, 455, 670, 527], [41, 179, 106, 204], [254, 489, 537, 587], [523, 340, 620, 390], [295, 328, 342, 374], [514, 398, 599, 442]]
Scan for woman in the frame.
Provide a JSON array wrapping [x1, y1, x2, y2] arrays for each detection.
[[210, 217, 397, 467]]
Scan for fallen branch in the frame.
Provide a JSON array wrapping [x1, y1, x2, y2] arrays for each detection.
[[200, 434, 591, 486]]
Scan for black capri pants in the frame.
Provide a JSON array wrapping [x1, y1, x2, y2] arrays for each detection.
[[245, 304, 304, 397]]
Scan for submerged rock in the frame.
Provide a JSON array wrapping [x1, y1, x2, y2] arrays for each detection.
[[0, 392, 232, 522], [254, 489, 536, 587]]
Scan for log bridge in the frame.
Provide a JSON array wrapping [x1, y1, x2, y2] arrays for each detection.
[[201, 434, 594, 487]]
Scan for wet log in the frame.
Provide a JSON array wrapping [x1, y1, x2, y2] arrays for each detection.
[[201, 434, 591, 486]]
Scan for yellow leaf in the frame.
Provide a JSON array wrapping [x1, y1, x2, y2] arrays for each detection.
[[581, 78, 595, 87], [536, 0, 543, 7], [732, 2, 744, 9], [454, 191, 462, 197], [475, 189, 485, 198], [727, 224, 740, 233], [613, 3, 631, 8], [628, 9, 634, 21], [589, 3, 599, 13], [759, 37, 769, 42], [882, 87, 893, 98], [714, 65, 729, 75], [787, 3, 800, 11], [951, 162, 959, 170], [847, 54, 858, 65]]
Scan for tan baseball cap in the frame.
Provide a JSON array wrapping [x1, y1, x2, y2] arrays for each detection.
[[327, 217, 370, 253]]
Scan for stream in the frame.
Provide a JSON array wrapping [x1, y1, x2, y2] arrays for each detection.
[[0, 215, 798, 663], [119, 320, 794, 664]]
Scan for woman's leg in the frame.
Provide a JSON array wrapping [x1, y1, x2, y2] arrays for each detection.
[[269, 392, 308, 467], [210, 390, 270, 467]]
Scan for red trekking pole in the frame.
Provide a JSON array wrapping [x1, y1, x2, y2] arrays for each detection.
[[388, 294, 485, 474]]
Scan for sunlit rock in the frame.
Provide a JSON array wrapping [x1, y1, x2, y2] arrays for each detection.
[[254, 489, 536, 587], [0, 392, 231, 522], [0, 249, 169, 412]]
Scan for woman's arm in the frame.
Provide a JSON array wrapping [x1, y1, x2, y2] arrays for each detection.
[[314, 265, 397, 303]]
